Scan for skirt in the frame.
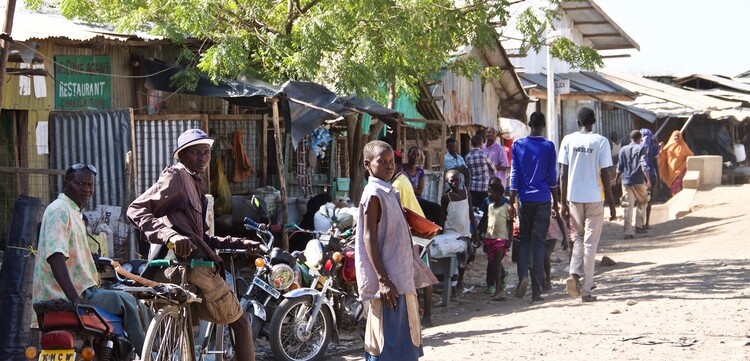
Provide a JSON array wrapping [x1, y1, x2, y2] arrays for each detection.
[[365, 294, 423, 361]]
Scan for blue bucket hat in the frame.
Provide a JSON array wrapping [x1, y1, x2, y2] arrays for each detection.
[[173, 129, 214, 159]]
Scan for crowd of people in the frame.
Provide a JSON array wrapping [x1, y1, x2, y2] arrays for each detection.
[[31, 109, 695, 360]]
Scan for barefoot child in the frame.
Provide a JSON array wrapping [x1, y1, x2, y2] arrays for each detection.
[[356, 140, 434, 360], [431, 169, 479, 297], [479, 182, 511, 300]]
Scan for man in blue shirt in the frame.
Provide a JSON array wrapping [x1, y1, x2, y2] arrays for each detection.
[[509, 112, 559, 302], [616, 130, 651, 239]]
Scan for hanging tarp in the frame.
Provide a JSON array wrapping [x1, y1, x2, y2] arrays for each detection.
[[141, 58, 400, 147], [0, 196, 45, 361]]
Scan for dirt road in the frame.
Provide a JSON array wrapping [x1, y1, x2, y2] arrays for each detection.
[[325, 184, 750, 361]]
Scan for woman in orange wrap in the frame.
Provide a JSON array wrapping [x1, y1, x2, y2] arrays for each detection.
[[658, 130, 694, 195]]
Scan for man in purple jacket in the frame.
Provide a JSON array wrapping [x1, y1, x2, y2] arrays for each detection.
[[509, 112, 560, 302]]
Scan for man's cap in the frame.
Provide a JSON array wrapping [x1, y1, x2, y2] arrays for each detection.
[[173, 129, 214, 159]]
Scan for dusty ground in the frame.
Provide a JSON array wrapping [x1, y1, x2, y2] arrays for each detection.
[[319, 184, 750, 361]]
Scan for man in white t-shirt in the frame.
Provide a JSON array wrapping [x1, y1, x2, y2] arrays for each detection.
[[558, 107, 616, 302]]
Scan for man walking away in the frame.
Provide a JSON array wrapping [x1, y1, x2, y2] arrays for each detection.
[[559, 107, 616, 302], [508, 112, 559, 302], [616, 130, 651, 239], [466, 135, 497, 207]]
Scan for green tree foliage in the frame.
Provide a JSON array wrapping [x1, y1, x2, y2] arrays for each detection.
[[26, 0, 602, 100]]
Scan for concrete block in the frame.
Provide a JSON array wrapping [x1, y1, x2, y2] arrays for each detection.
[[699, 156, 723, 186], [682, 170, 701, 189], [650, 203, 670, 225], [686, 156, 703, 171]]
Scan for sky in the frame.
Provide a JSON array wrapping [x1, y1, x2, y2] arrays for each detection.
[[594, 0, 748, 77]]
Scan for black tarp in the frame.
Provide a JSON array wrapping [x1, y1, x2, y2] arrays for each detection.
[[142, 58, 400, 148], [0, 196, 44, 361], [685, 118, 737, 163], [279, 81, 399, 146]]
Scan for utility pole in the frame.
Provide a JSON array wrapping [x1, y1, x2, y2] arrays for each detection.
[[0, 0, 18, 111], [545, 27, 558, 149]]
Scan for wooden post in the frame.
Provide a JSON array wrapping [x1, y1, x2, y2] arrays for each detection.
[[350, 113, 365, 204], [0, 0, 17, 111], [261, 114, 268, 186], [266, 97, 289, 251]]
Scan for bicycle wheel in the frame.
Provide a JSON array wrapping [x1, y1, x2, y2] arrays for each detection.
[[141, 305, 194, 361]]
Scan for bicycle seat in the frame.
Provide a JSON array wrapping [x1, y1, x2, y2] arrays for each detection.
[[34, 300, 124, 336]]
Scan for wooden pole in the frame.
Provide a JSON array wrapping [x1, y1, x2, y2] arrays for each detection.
[[0, 0, 17, 111], [266, 97, 289, 250], [261, 114, 268, 186]]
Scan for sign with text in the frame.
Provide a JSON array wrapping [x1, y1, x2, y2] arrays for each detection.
[[54, 55, 111, 110], [555, 79, 570, 95]]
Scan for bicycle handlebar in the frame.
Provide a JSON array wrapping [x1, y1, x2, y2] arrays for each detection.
[[148, 259, 215, 268]]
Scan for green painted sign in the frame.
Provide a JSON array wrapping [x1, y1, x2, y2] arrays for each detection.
[[54, 55, 112, 110]]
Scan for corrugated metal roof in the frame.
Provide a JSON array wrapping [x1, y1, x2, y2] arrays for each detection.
[[3, 5, 165, 43], [600, 68, 750, 122], [696, 89, 750, 104], [501, 0, 638, 54], [519, 71, 635, 98], [673, 74, 750, 94]]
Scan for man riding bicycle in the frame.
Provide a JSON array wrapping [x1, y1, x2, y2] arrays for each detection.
[[127, 129, 260, 361]]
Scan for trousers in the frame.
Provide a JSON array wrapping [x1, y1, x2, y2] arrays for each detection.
[[83, 287, 146, 356], [517, 201, 551, 297], [568, 201, 604, 297]]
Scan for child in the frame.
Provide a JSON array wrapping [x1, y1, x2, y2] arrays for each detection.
[[431, 169, 480, 298], [480, 177, 510, 295], [479, 182, 511, 301], [355, 140, 433, 361]]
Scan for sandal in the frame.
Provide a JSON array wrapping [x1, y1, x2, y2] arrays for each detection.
[[581, 295, 598, 302]]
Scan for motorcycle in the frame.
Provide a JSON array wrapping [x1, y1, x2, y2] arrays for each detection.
[[26, 256, 139, 361], [239, 217, 300, 342], [268, 228, 365, 361]]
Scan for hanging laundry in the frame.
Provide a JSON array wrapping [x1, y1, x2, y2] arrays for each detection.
[[232, 130, 254, 183], [211, 156, 233, 216]]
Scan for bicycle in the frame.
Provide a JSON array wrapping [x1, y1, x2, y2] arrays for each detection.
[[113, 258, 214, 361]]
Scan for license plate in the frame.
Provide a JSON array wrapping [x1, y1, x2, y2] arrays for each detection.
[[38, 349, 75, 361], [253, 276, 281, 299]]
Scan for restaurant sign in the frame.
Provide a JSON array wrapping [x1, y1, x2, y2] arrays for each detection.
[[54, 55, 111, 110]]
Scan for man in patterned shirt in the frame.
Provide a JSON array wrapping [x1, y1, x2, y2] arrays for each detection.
[[32, 164, 145, 356], [465, 134, 497, 207]]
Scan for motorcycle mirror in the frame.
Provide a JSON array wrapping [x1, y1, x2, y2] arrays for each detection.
[[86, 233, 102, 261]]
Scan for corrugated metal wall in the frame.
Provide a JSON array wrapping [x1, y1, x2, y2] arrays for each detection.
[[49, 109, 132, 209], [599, 106, 634, 145], [435, 48, 501, 129], [133, 115, 205, 194]]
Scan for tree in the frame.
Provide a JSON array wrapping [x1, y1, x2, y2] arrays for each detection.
[[26, 0, 602, 101]]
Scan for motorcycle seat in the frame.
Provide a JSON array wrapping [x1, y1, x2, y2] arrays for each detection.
[[35, 300, 124, 336]]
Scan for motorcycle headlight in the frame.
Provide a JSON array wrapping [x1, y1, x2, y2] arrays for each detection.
[[304, 239, 323, 268], [269, 264, 295, 290]]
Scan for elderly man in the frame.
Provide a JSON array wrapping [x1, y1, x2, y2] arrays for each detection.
[[128, 129, 260, 361], [33, 164, 146, 356]]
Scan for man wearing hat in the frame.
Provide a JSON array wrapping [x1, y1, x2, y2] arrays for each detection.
[[128, 129, 260, 361]]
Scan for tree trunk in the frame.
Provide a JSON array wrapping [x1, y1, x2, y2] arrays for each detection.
[[0, 0, 18, 111]]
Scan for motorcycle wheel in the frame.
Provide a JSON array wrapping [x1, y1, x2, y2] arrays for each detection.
[[269, 297, 333, 361], [141, 305, 193, 361]]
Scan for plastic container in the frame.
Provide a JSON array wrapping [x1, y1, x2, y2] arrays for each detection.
[[733, 143, 746, 163], [252, 186, 281, 222]]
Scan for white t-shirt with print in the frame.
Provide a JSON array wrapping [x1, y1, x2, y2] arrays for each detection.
[[558, 131, 613, 203]]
